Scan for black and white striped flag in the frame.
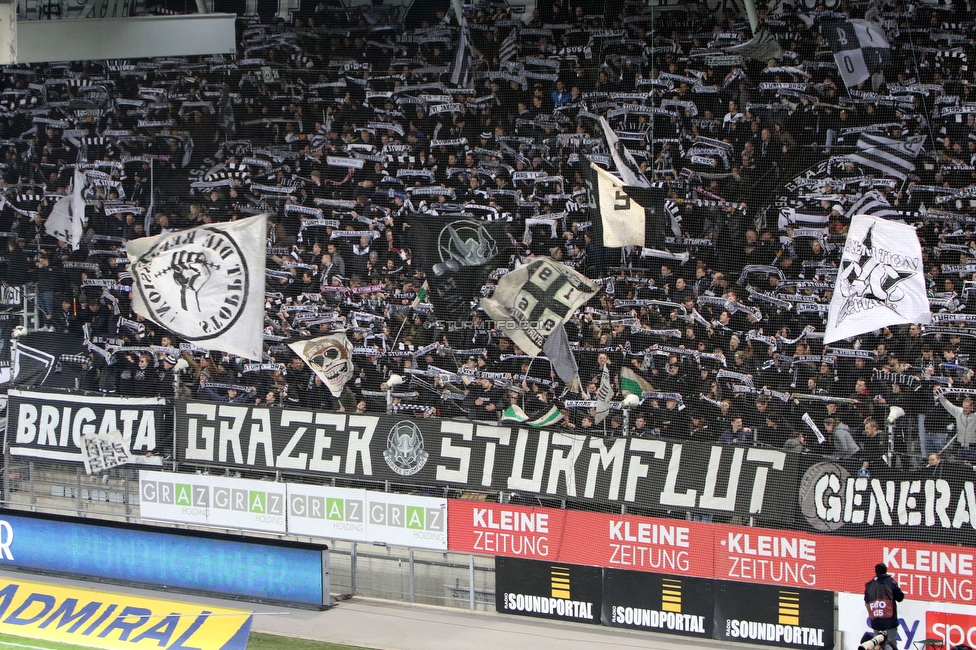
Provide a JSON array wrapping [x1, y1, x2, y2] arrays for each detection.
[[847, 133, 925, 181], [499, 28, 518, 64], [845, 190, 902, 219]]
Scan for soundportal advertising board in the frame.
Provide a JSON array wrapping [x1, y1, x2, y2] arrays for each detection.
[[602, 568, 713, 638], [138, 471, 447, 550], [494, 557, 834, 648]]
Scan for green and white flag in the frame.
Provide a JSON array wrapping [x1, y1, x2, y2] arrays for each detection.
[[501, 404, 563, 428], [411, 280, 429, 310], [620, 367, 653, 397]]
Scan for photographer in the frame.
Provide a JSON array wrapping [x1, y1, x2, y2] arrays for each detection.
[[864, 563, 905, 649]]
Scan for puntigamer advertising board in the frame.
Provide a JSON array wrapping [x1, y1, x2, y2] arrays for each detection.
[[138, 471, 447, 550]]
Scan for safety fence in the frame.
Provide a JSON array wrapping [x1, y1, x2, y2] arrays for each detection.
[[7, 388, 976, 546], [1, 459, 497, 611], [5, 388, 976, 648], [5, 454, 976, 649]]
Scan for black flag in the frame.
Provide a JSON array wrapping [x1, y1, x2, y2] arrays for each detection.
[[405, 216, 510, 318]]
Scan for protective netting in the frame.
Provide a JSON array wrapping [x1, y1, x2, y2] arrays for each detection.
[[0, 0, 974, 562]]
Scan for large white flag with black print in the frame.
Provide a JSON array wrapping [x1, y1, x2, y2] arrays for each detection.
[[127, 214, 268, 359], [825, 215, 931, 343]]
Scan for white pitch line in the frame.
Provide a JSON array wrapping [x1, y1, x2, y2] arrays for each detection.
[[0, 641, 60, 650]]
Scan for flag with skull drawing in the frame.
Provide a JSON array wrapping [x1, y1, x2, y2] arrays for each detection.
[[289, 333, 355, 397]]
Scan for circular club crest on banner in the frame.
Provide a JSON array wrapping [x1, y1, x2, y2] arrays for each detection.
[[383, 421, 429, 476], [798, 461, 851, 532], [132, 227, 249, 341]]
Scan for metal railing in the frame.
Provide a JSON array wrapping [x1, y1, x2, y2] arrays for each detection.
[[1, 459, 496, 610]]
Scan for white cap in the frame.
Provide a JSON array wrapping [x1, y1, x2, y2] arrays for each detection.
[[832, 204, 844, 213]]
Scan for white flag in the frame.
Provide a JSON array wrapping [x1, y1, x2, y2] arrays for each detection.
[[127, 214, 268, 359], [481, 257, 599, 356], [827, 20, 890, 89], [593, 365, 613, 425], [824, 215, 931, 343], [45, 169, 86, 250], [599, 116, 648, 188], [724, 25, 783, 62], [288, 333, 354, 397], [81, 429, 132, 475], [591, 163, 647, 248]]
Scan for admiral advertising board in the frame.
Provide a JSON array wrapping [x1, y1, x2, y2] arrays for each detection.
[[174, 401, 799, 521], [495, 557, 602, 625], [838, 593, 976, 650], [449, 500, 976, 607], [6, 390, 167, 465], [0, 577, 252, 650], [602, 569, 713, 637], [139, 471, 447, 550], [712, 580, 834, 649]]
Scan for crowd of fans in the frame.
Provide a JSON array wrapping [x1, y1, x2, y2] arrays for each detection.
[[3, 0, 976, 471]]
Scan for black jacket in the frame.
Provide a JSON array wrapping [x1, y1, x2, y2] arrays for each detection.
[[864, 574, 904, 631]]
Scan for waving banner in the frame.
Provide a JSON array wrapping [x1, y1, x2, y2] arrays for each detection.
[[127, 213, 268, 359], [481, 257, 599, 356], [825, 214, 931, 343], [288, 333, 355, 397]]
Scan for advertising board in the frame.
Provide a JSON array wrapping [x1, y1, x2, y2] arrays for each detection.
[[288, 483, 447, 550], [449, 500, 976, 606], [713, 579, 834, 649], [838, 592, 976, 650], [495, 556, 602, 625], [0, 576, 251, 650], [139, 471, 287, 534], [602, 568, 713, 637], [0, 510, 328, 607]]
